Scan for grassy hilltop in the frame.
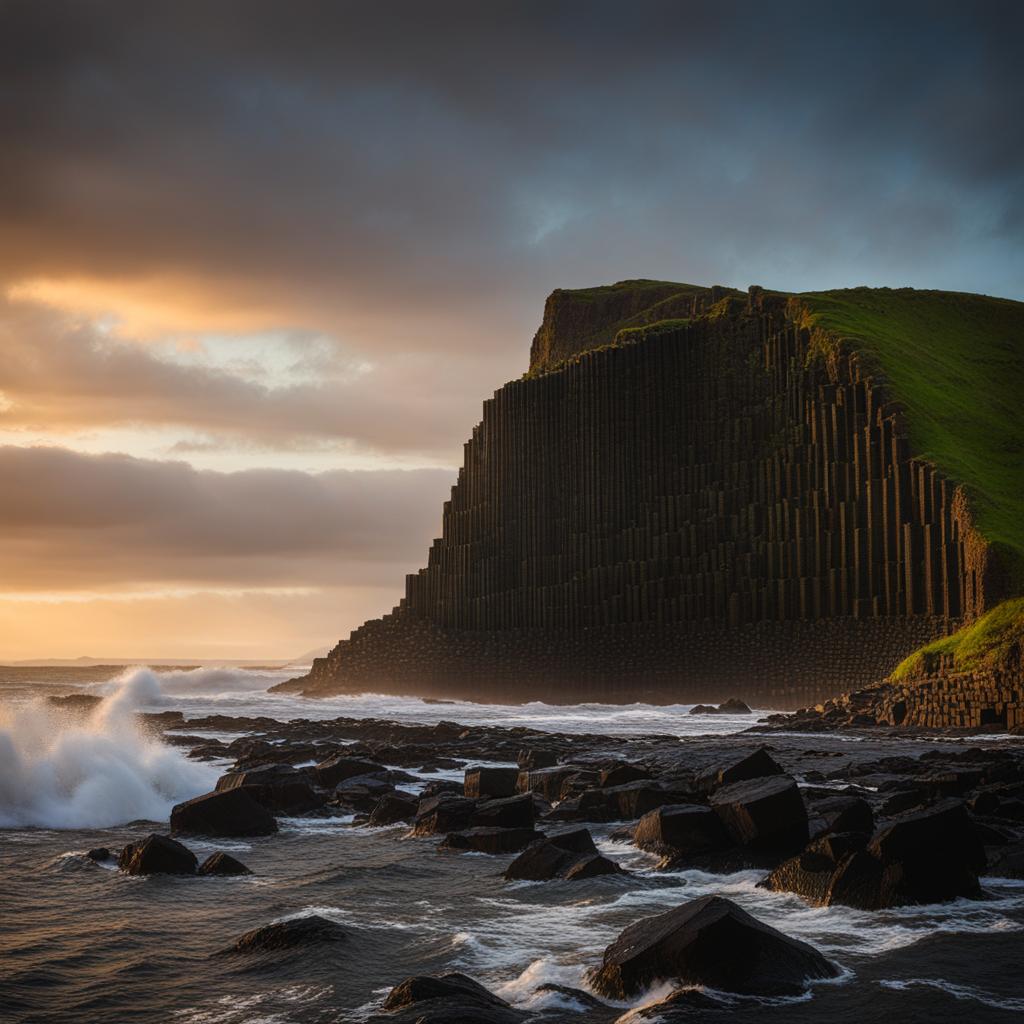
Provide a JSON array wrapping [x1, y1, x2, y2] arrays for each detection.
[[795, 288, 1024, 579]]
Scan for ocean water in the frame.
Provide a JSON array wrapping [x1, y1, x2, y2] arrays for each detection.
[[1, 665, 1023, 1023]]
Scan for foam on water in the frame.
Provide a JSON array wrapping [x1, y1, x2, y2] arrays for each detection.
[[0, 673, 217, 828]]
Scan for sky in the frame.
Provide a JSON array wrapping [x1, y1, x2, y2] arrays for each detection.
[[0, 1, 1021, 660]]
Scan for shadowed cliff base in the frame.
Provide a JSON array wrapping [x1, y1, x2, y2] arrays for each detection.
[[282, 282, 1024, 707]]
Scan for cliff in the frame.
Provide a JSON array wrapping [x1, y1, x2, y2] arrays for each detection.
[[283, 281, 1024, 706]]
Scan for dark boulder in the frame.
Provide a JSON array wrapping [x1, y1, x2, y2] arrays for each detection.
[[221, 914, 346, 954], [765, 800, 987, 909], [634, 804, 730, 858], [413, 794, 477, 835], [471, 794, 536, 830], [118, 834, 197, 876], [517, 748, 559, 770], [587, 894, 838, 999], [695, 747, 784, 794], [376, 972, 526, 1023], [312, 755, 385, 789], [368, 792, 419, 826], [689, 698, 752, 716], [86, 847, 111, 862], [464, 766, 520, 799], [215, 763, 321, 815], [762, 832, 870, 903], [579, 781, 675, 822], [333, 774, 395, 812], [600, 763, 652, 787], [440, 827, 544, 854], [171, 788, 278, 837], [807, 794, 874, 840], [709, 775, 808, 860], [198, 852, 252, 876], [504, 828, 622, 881], [515, 766, 586, 801]]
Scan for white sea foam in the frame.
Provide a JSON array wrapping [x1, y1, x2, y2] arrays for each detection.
[[0, 674, 217, 828], [878, 977, 1024, 1011]]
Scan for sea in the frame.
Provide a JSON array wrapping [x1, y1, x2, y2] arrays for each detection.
[[1, 664, 1022, 1023]]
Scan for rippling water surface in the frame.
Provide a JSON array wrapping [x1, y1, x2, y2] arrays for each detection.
[[2, 665, 1023, 1023]]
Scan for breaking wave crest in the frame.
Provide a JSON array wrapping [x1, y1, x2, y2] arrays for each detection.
[[0, 672, 218, 829]]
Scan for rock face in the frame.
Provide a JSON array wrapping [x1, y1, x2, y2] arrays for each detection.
[[283, 283, 998, 706], [634, 804, 730, 859], [118, 834, 197, 876], [171, 788, 278, 837], [588, 894, 838, 999], [215, 763, 321, 814], [464, 767, 519, 799], [222, 915, 346, 954]]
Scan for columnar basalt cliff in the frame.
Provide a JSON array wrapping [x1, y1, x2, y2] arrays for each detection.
[[284, 282, 1019, 706]]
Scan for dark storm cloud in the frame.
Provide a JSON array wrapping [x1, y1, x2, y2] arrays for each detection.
[[0, 445, 454, 590], [1, 0, 1021, 350]]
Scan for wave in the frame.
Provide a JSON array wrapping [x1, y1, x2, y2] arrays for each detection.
[[0, 673, 218, 829], [95, 665, 282, 703]]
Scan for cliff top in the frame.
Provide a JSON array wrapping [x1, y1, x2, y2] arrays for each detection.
[[794, 287, 1024, 578], [530, 279, 1024, 579]]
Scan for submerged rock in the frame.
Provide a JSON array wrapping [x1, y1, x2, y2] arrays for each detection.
[[118, 834, 197, 876], [587, 894, 838, 998], [221, 914, 346, 954], [171, 788, 278, 837], [86, 847, 111, 862], [197, 852, 252, 876], [689, 698, 753, 716], [376, 971, 526, 1023]]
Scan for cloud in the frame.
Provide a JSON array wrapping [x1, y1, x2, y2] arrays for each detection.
[[0, 445, 455, 592]]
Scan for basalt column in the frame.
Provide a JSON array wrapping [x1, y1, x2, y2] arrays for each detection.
[[298, 300, 980, 705]]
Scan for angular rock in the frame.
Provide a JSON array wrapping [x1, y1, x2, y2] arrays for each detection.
[[221, 914, 346, 954], [695, 747, 784, 794], [171, 788, 278, 837], [709, 775, 808, 859], [215, 763, 321, 815], [86, 847, 111, 862], [587, 894, 838, 999], [471, 793, 536, 830], [440, 827, 544, 854], [517, 748, 559, 770], [368, 792, 419, 826], [197, 851, 252, 876], [579, 781, 674, 821], [503, 828, 621, 881], [633, 804, 730, 858], [413, 794, 477, 835], [807, 794, 874, 840], [312, 755, 385, 789], [118, 834, 197, 876], [515, 766, 584, 801], [464, 766, 520, 799], [600, 763, 652, 787], [762, 832, 869, 903]]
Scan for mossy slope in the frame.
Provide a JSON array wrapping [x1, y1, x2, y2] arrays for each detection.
[[891, 596, 1024, 680]]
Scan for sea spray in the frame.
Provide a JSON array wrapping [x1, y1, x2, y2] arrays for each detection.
[[0, 674, 217, 829]]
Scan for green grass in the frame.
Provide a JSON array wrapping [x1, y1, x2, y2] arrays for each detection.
[[891, 596, 1024, 679], [794, 287, 1024, 577], [614, 317, 692, 342]]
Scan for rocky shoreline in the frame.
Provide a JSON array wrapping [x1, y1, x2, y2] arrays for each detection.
[[71, 702, 1024, 1021]]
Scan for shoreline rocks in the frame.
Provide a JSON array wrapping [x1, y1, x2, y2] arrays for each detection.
[[587, 894, 838, 998]]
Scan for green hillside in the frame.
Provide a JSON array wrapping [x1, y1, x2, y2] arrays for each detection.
[[794, 287, 1024, 580]]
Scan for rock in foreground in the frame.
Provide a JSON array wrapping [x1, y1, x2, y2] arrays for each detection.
[[198, 852, 252, 876], [504, 828, 622, 881], [118, 834, 197, 876], [587, 894, 838, 998]]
